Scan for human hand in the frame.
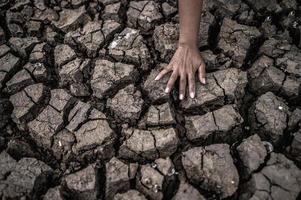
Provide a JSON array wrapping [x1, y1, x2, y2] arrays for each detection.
[[155, 43, 206, 100]]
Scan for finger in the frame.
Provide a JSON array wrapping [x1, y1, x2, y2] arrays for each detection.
[[165, 71, 178, 93], [155, 68, 172, 81], [188, 72, 195, 99], [155, 60, 174, 81], [179, 73, 187, 100], [198, 61, 206, 84]]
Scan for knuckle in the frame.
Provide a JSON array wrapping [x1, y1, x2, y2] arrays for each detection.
[[188, 74, 194, 81], [172, 72, 178, 79], [167, 81, 173, 88], [166, 65, 172, 71], [179, 81, 184, 87], [190, 82, 195, 88], [170, 78, 176, 83], [165, 64, 172, 70], [180, 82, 186, 90], [188, 73, 193, 78], [164, 68, 170, 73], [188, 67, 193, 72]]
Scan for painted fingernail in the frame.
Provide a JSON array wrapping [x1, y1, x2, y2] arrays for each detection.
[[190, 92, 195, 98], [179, 94, 184, 100], [165, 87, 169, 93], [155, 75, 160, 81], [201, 78, 206, 84]]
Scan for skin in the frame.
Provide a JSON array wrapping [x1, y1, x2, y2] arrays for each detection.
[[155, 0, 206, 100]]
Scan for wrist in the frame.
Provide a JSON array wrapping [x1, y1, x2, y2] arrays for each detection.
[[178, 41, 198, 49]]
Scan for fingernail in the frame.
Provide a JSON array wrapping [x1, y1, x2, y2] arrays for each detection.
[[179, 94, 184, 100], [201, 78, 206, 84], [155, 75, 159, 81], [190, 92, 195, 98], [165, 87, 169, 93]]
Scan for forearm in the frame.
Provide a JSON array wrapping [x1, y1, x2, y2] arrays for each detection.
[[178, 0, 203, 47]]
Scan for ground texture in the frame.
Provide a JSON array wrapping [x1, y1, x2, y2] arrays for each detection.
[[0, 0, 301, 199]]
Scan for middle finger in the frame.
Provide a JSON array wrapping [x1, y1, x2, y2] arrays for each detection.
[[179, 73, 187, 100], [188, 72, 196, 98]]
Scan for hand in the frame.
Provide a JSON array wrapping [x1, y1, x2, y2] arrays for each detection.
[[155, 43, 206, 100]]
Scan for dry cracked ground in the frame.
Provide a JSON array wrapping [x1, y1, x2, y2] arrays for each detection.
[[0, 0, 301, 199]]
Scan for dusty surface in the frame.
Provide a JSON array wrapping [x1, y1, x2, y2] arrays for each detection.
[[0, 0, 301, 199]]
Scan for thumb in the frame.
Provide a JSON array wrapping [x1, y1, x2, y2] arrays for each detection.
[[198, 61, 206, 84]]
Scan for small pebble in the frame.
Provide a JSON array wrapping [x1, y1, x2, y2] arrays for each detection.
[[167, 168, 178, 176], [263, 141, 274, 153], [153, 184, 159, 193], [144, 178, 151, 185], [151, 162, 157, 168], [289, 11, 295, 16]]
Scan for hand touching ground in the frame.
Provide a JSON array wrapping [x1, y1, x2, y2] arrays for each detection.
[[154, 0, 206, 100], [155, 44, 206, 100]]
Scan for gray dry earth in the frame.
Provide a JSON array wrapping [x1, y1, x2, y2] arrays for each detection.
[[0, 0, 301, 199]]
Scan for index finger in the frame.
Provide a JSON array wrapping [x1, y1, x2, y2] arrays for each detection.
[[155, 68, 171, 81]]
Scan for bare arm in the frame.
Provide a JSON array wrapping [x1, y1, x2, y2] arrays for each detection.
[[155, 0, 206, 100], [179, 0, 202, 47]]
